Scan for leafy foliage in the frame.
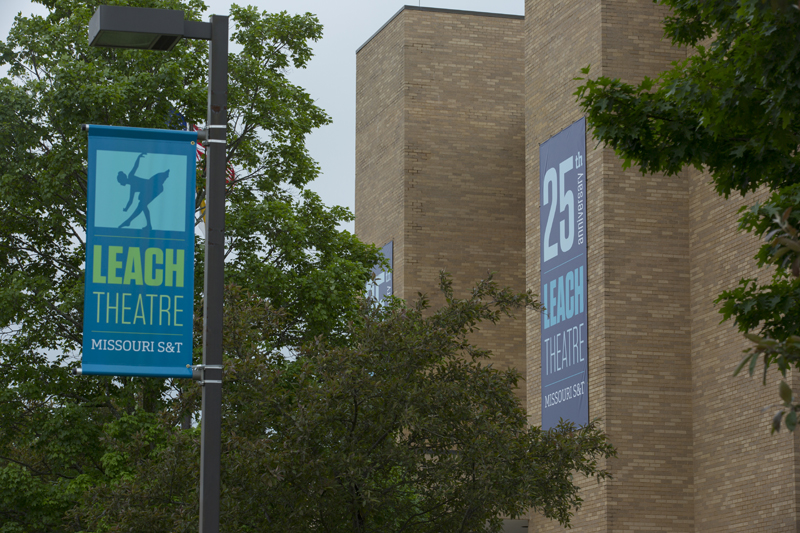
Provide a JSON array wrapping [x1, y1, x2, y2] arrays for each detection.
[[718, 188, 800, 432], [73, 276, 614, 533], [0, 0, 381, 530], [576, 0, 800, 198], [575, 0, 800, 431]]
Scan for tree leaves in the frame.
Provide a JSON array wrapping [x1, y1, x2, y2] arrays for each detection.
[[74, 276, 613, 533], [0, 0, 381, 530], [576, 0, 800, 198]]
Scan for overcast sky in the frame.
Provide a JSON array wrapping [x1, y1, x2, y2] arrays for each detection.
[[2, 0, 525, 232]]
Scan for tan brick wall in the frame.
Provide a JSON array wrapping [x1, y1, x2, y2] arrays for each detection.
[[526, 0, 694, 531], [355, 8, 527, 404], [688, 172, 799, 531], [355, 11, 406, 299], [401, 9, 527, 393]]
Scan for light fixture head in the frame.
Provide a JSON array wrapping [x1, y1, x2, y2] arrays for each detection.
[[88, 5, 185, 51]]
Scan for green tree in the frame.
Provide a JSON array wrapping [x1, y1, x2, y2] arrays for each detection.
[[72, 276, 615, 533], [575, 0, 800, 431], [0, 0, 382, 530]]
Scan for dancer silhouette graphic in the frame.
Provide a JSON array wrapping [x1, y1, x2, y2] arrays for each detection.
[[117, 153, 170, 230]]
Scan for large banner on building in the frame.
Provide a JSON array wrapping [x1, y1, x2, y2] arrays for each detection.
[[540, 118, 588, 429], [81, 125, 197, 378], [366, 241, 393, 304]]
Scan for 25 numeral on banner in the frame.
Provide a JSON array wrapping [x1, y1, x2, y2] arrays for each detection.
[[542, 156, 576, 262]]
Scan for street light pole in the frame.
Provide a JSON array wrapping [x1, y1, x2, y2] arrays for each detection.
[[87, 7, 228, 533], [199, 14, 227, 533]]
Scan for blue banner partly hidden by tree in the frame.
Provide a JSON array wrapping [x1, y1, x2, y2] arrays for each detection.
[[366, 241, 393, 305], [82, 125, 197, 377]]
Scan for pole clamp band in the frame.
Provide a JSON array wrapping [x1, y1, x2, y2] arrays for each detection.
[[192, 364, 224, 385]]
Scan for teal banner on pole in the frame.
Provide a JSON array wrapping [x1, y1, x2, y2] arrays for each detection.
[[82, 125, 197, 378]]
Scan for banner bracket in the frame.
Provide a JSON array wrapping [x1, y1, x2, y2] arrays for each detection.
[[192, 364, 223, 385]]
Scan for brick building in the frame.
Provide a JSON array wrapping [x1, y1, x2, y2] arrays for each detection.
[[355, 3, 800, 532]]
